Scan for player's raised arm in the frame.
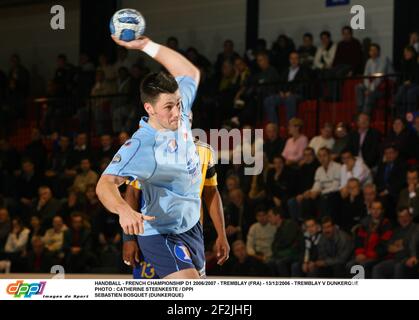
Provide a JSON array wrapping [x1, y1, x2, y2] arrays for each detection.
[[111, 35, 200, 83]]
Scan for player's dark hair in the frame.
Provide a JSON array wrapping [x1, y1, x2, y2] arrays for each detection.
[[140, 72, 179, 105]]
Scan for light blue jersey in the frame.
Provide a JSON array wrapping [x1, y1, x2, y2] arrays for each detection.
[[103, 76, 202, 236]]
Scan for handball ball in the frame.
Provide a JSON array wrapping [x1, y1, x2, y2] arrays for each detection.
[[109, 8, 146, 42]]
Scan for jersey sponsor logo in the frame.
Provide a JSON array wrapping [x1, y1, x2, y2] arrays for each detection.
[[174, 244, 193, 264], [167, 139, 178, 153], [112, 153, 122, 163]]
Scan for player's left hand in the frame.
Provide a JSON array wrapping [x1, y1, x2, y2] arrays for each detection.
[[215, 236, 230, 265], [111, 35, 150, 51]]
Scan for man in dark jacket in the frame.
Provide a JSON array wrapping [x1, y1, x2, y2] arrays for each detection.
[[397, 167, 419, 222], [263, 51, 311, 123], [228, 240, 271, 276], [347, 113, 381, 169], [309, 216, 353, 278], [372, 207, 419, 278], [268, 207, 303, 276]]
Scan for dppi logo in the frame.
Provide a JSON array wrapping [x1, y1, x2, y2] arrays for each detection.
[[6, 280, 46, 298]]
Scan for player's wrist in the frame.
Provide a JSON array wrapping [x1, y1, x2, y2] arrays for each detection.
[[142, 40, 160, 58]]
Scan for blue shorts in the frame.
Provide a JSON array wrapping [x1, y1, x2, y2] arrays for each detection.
[[136, 222, 205, 278]]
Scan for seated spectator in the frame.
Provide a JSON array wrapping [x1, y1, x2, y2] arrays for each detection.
[[246, 208, 277, 262], [384, 117, 416, 161], [410, 31, 419, 53], [268, 207, 303, 276], [166, 36, 184, 55], [60, 187, 83, 224], [23, 236, 53, 273], [297, 33, 317, 69], [266, 155, 296, 209], [397, 167, 419, 222], [301, 147, 341, 220], [264, 51, 310, 123], [0, 208, 11, 252], [221, 175, 240, 205], [403, 229, 419, 278], [347, 200, 393, 278], [112, 67, 135, 134], [412, 115, 419, 161], [63, 212, 94, 273], [363, 183, 377, 216], [185, 47, 212, 74], [229, 240, 271, 276], [4, 217, 30, 272], [95, 134, 116, 168], [282, 118, 308, 165], [331, 122, 350, 161], [27, 215, 45, 249], [72, 158, 99, 193], [43, 215, 68, 257], [16, 158, 41, 211], [355, 43, 392, 114], [214, 39, 240, 78], [224, 189, 253, 242], [291, 217, 322, 277], [340, 149, 372, 192], [340, 178, 367, 233], [309, 122, 335, 155], [288, 147, 319, 222], [347, 113, 381, 169], [394, 45, 419, 116], [311, 216, 353, 278], [24, 128, 46, 173], [35, 186, 62, 229], [263, 123, 284, 163], [313, 31, 337, 71], [332, 26, 363, 76], [375, 144, 408, 220], [372, 207, 419, 278], [68, 133, 90, 170], [270, 34, 296, 73]]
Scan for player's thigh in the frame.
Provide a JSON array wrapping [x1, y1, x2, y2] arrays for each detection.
[[164, 267, 200, 279]]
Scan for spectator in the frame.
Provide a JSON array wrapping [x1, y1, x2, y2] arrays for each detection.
[[69, 132, 90, 169], [166, 36, 184, 55], [215, 39, 240, 78], [16, 159, 41, 210], [291, 217, 322, 277], [288, 147, 319, 222], [53, 54, 74, 97], [384, 117, 416, 160], [229, 240, 271, 276], [24, 128, 46, 172], [397, 167, 419, 222], [263, 123, 284, 163], [297, 33, 317, 69], [114, 46, 136, 71], [95, 134, 116, 168], [302, 147, 341, 219], [409, 31, 419, 53], [363, 183, 377, 216], [372, 207, 419, 278], [43, 215, 68, 256], [266, 155, 295, 209], [314, 31, 337, 71], [221, 175, 240, 205], [27, 215, 44, 248], [355, 43, 392, 114], [23, 236, 53, 273], [394, 45, 419, 116], [309, 122, 335, 155], [118, 131, 130, 146], [0, 207, 11, 252], [340, 178, 367, 233], [35, 186, 62, 229], [339, 149, 372, 192], [224, 189, 253, 242], [63, 212, 94, 273], [246, 208, 277, 262], [375, 144, 408, 220], [112, 67, 135, 134], [268, 207, 303, 276], [347, 113, 381, 169], [313, 216, 353, 277], [331, 122, 350, 160], [4, 217, 30, 271], [60, 187, 83, 224], [264, 51, 311, 123], [185, 47, 212, 73], [347, 200, 393, 278], [98, 53, 117, 84], [332, 26, 363, 76], [282, 118, 308, 165], [72, 158, 99, 193], [271, 34, 296, 73]]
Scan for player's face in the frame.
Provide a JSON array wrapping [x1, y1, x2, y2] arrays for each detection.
[[152, 91, 181, 131]]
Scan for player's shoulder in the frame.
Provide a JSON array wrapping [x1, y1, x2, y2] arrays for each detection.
[[194, 138, 214, 153]]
